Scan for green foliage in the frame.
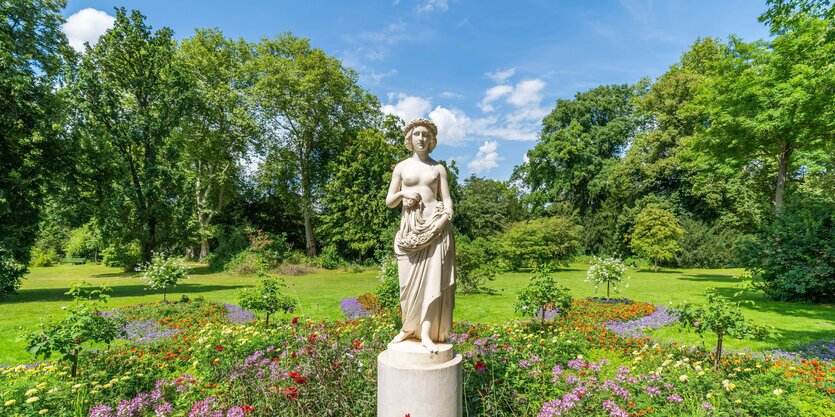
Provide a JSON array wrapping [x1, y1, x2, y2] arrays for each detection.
[[513, 83, 642, 216], [247, 33, 379, 257], [675, 218, 753, 268], [313, 245, 344, 270], [26, 281, 123, 377], [318, 127, 406, 262], [515, 265, 573, 323], [456, 175, 525, 239], [585, 256, 628, 299], [675, 288, 771, 368], [238, 277, 295, 326], [72, 8, 189, 262], [100, 242, 142, 270], [207, 226, 250, 271], [0, 0, 72, 297], [29, 247, 61, 267], [225, 250, 271, 276], [500, 216, 581, 270], [742, 199, 835, 302], [629, 205, 684, 270], [374, 257, 400, 313], [63, 223, 101, 260], [135, 253, 189, 301], [456, 236, 501, 294]]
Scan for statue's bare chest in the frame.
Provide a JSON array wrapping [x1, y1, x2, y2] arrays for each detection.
[[401, 164, 439, 187]]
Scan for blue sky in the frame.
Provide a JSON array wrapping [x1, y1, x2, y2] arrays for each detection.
[[61, 0, 771, 181]]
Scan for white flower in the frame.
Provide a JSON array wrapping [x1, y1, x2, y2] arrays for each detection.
[[773, 388, 784, 396]]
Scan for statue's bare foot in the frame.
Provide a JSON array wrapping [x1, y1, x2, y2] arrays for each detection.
[[421, 338, 440, 354], [391, 331, 408, 344]]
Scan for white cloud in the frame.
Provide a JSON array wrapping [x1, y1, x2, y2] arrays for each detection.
[[382, 92, 432, 123], [508, 79, 546, 107], [440, 91, 464, 98], [62, 8, 115, 52], [369, 69, 398, 84], [478, 85, 513, 112], [416, 0, 449, 13], [429, 106, 473, 145], [485, 67, 516, 83], [468, 141, 503, 172]]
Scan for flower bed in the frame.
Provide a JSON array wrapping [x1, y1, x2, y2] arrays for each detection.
[[1, 299, 832, 416]]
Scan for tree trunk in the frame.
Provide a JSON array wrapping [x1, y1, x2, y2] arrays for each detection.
[[199, 239, 210, 260], [714, 332, 723, 370], [775, 144, 793, 215], [266, 311, 271, 327], [607, 281, 610, 299], [301, 173, 316, 257], [71, 350, 78, 377]]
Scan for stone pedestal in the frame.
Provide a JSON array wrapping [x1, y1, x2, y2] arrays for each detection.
[[377, 340, 463, 417]]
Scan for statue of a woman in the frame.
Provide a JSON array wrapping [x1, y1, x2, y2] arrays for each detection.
[[385, 118, 455, 353]]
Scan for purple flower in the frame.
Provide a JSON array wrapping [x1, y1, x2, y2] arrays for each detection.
[[702, 401, 715, 411], [644, 385, 661, 397], [667, 394, 684, 403], [602, 400, 629, 417], [565, 374, 579, 384], [339, 297, 369, 320], [551, 365, 564, 382], [519, 359, 531, 368], [89, 405, 114, 417], [155, 403, 173, 417], [225, 304, 255, 324], [225, 407, 245, 417], [603, 380, 629, 399], [606, 305, 676, 338], [567, 358, 585, 370], [122, 319, 180, 344]]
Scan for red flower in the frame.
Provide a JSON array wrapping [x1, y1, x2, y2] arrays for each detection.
[[215, 345, 225, 351], [291, 316, 299, 324], [284, 387, 298, 400], [308, 334, 318, 342], [288, 371, 307, 385], [474, 360, 487, 373], [242, 404, 255, 413], [353, 339, 363, 350]]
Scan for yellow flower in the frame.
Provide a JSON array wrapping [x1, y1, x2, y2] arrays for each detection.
[[679, 375, 689, 382], [4, 400, 15, 406], [39, 409, 49, 415], [26, 397, 39, 404], [698, 371, 705, 376], [25, 388, 38, 396]]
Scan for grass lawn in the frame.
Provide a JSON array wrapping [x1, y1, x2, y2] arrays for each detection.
[[1, 263, 833, 364]]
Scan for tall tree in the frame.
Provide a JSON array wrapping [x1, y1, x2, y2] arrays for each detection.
[[0, 0, 72, 296], [695, 17, 834, 214], [175, 29, 256, 259], [456, 175, 525, 239], [72, 8, 188, 261], [247, 34, 378, 256], [318, 128, 407, 262], [513, 84, 641, 216]]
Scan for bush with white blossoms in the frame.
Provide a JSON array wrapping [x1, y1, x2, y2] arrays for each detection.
[[135, 253, 189, 301], [586, 256, 628, 299]]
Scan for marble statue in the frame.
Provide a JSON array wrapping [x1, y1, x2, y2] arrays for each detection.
[[385, 118, 456, 354]]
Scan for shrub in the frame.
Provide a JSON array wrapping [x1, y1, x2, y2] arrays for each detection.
[[313, 245, 343, 269], [101, 241, 142, 270], [238, 277, 295, 326], [675, 288, 771, 369], [29, 247, 61, 267], [26, 281, 123, 377], [206, 226, 249, 271], [629, 205, 683, 270], [585, 256, 628, 299], [135, 253, 189, 302], [500, 216, 581, 270], [225, 249, 271, 276], [0, 249, 26, 298], [375, 257, 400, 313], [741, 200, 835, 302], [675, 218, 752, 268], [456, 236, 502, 294], [515, 264, 573, 323], [63, 222, 101, 261]]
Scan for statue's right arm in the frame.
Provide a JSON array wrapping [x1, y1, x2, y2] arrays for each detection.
[[386, 164, 404, 208]]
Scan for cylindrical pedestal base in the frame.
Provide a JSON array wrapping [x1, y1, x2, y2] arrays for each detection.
[[377, 341, 463, 417]]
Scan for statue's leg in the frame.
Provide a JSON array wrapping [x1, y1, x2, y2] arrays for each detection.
[[391, 330, 409, 343], [420, 320, 439, 353]]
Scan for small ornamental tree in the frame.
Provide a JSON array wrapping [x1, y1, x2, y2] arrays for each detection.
[[515, 265, 573, 323], [374, 257, 400, 313], [586, 256, 629, 299], [675, 288, 771, 369], [501, 216, 582, 270], [27, 282, 124, 377], [136, 253, 189, 301], [238, 277, 296, 326], [629, 205, 684, 270]]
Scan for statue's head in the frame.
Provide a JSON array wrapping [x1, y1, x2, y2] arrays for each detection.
[[403, 118, 438, 153]]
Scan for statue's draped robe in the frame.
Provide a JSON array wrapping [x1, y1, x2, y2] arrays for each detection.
[[394, 201, 455, 342]]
